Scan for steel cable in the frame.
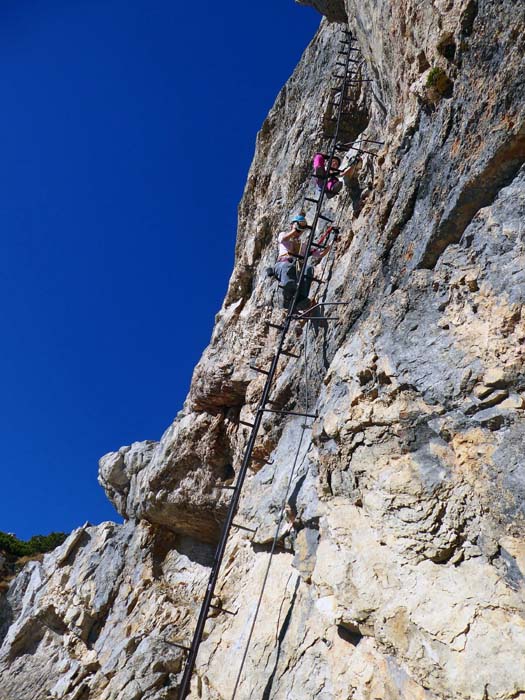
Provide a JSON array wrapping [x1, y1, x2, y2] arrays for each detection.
[[231, 324, 312, 699]]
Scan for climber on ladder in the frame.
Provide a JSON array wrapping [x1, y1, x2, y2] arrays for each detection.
[[268, 214, 331, 310], [313, 152, 359, 198]]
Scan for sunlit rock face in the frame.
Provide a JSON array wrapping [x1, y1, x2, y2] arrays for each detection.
[[1, 1, 525, 698]]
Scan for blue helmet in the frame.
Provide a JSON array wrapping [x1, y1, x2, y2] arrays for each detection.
[[291, 214, 307, 227]]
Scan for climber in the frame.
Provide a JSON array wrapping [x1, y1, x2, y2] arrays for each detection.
[[313, 152, 360, 199], [312, 153, 343, 198], [270, 214, 330, 310]]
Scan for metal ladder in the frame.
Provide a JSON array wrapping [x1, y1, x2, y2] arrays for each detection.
[[178, 27, 362, 700]]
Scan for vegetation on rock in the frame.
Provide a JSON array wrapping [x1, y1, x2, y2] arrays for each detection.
[[0, 531, 68, 558], [425, 66, 453, 97]]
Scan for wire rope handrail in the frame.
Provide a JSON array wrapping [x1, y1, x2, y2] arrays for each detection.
[[230, 320, 312, 699]]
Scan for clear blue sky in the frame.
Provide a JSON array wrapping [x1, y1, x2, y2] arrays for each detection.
[[0, 1, 320, 539]]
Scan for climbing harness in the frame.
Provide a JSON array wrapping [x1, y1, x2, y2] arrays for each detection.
[[178, 27, 363, 700]]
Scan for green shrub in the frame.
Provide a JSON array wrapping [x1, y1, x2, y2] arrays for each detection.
[[425, 66, 453, 99], [0, 531, 68, 557], [426, 67, 446, 88], [426, 66, 442, 87]]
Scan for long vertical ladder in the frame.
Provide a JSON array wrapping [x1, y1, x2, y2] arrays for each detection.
[[178, 27, 360, 700]]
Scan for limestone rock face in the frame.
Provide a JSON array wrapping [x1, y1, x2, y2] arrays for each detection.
[[0, 521, 214, 700], [2, 2, 525, 699], [98, 414, 235, 544]]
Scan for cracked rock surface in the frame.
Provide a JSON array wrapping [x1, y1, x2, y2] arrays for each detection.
[[1, 1, 525, 698]]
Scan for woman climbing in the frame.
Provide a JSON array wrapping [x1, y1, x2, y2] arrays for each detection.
[[312, 153, 343, 198], [312, 152, 360, 199], [271, 214, 330, 310]]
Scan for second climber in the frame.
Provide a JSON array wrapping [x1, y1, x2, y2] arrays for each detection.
[[312, 152, 360, 199], [270, 214, 330, 310], [313, 153, 343, 198]]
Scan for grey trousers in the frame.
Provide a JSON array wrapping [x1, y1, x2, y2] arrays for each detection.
[[274, 259, 314, 309]]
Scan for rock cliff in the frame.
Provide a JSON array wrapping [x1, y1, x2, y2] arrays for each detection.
[[1, 1, 524, 698]]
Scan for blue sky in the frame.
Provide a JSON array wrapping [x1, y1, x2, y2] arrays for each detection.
[[0, 1, 320, 539]]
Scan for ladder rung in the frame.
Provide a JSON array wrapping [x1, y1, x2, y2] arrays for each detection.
[[287, 252, 305, 260], [292, 314, 339, 321], [311, 277, 325, 284], [238, 420, 255, 428], [209, 604, 236, 617], [263, 408, 318, 419], [310, 242, 327, 249], [249, 363, 269, 375], [220, 484, 236, 490], [332, 75, 346, 80], [171, 642, 191, 653], [266, 322, 284, 331], [293, 300, 349, 319], [319, 214, 334, 222], [232, 523, 257, 533], [304, 197, 319, 204], [346, 145, 378, 157], [281, 349, 300, 358]]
